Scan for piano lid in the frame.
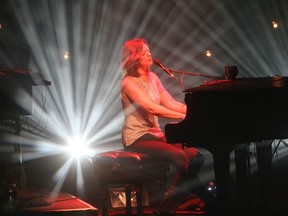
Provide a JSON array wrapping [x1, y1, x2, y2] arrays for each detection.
[[184, 76, 288, 93]]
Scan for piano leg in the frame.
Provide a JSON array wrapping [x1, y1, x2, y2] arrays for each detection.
[[235, 143, 250, 203], [212, 143, 256, 214], [211, 147, 233, 209], [256, 140, 273, 203]]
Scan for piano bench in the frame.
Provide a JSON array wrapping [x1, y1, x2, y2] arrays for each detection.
[[92, 150, 170, 216]]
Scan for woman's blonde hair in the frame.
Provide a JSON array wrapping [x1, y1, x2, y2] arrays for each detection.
[[121, 38, 148, 77]]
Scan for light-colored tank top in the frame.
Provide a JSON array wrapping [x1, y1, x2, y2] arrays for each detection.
[[121, 73, 164, 147]]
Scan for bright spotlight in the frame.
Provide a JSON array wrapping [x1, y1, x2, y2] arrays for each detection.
[[63, 51, 69, 60], [205, 50, 212, 57], [66, 136, 90, 158], [272, 21, 279, 29]]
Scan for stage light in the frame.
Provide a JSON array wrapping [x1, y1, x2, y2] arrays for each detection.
[[65, 135, 92, 159], [63, 51, 69, 60], [272, 21, 279, 29], [205, 50, 212, 57]]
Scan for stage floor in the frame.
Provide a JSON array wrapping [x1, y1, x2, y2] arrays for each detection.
[[1, 189, 98, 216]]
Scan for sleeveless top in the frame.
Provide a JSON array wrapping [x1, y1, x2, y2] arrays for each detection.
[[121, 73, 164, 147]]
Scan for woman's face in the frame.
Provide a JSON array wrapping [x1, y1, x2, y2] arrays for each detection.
[[138, 43, 153, 69]]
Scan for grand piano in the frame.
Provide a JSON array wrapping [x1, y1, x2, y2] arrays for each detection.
[[165, 76, 288, 205]]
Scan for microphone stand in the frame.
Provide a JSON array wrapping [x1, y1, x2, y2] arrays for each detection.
[[170, 69, 225, 90], [172, 76, 185, 89], [170, 69, 224, 79]]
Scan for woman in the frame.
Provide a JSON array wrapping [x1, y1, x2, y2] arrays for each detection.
[[120, 38, 205, 215]]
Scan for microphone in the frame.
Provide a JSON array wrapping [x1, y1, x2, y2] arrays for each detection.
[[153, 58, 176, 79]]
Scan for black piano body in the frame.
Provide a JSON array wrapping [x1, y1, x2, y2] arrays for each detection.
[[165, 76, 288, 205]]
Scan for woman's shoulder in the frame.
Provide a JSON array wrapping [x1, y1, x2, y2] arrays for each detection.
[[148, 71, 157, 77], [121, 76, 138, 90], [148, 71, 162, 84], [149, 71, 160, 80], [122, 75, 135, 84], [121, 72, 160, 86]]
